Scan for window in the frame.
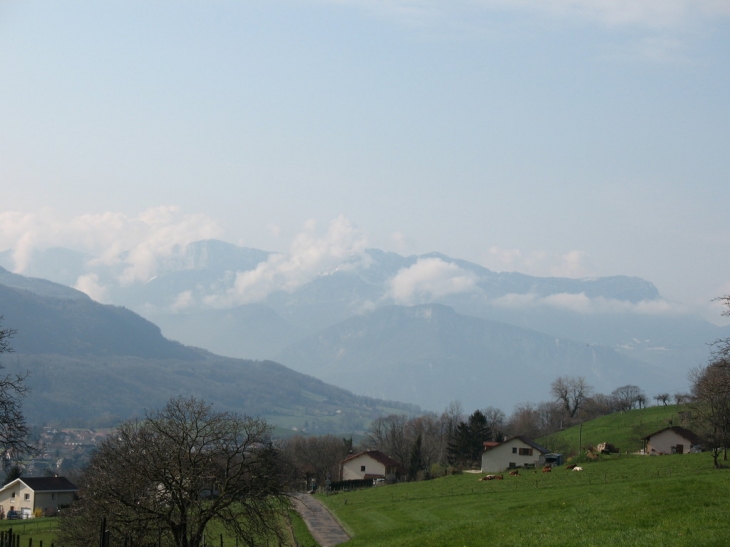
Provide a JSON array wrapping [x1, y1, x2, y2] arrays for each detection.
[[51, 493, 56, 500], [10, 493, 14, 499], [360, 465, 366, 472], [24, 494, 30, 501], [518, 448, 533, 456], [512, 447, 517, 454]]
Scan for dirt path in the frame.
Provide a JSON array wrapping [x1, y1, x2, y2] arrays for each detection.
[[291, 493, 351, 546]]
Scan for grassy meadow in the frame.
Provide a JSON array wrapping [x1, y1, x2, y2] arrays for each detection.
[[0, 517, 58, 544], [318, 452, 730, 547], [538, 404, 688, 454]]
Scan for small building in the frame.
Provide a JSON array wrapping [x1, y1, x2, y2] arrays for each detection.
[[481, 436, 551, 473], [643, 426, 702, 455], [340, 450, 405, 483], [0, 476, 78, 518]]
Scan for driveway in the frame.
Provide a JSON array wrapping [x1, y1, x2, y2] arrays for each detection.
[[291, 493, 351, 546]]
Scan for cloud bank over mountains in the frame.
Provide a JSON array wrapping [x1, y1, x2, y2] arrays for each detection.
[[0, 207, 689, 319]]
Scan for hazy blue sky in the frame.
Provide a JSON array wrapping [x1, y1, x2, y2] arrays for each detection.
[[2, 1, 729, 319]]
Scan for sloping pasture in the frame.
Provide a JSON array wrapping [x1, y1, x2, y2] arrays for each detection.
[[319, 453, 730, 546], [539, 404, 687, 454]]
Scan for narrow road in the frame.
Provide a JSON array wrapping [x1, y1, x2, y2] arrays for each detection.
[[291, 493, 351, 547]]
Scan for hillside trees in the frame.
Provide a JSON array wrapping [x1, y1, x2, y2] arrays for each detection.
[[447, 410, 492, 467], [689, 295, 730, 467], [0, 318, 36, 464], [550, 376, 593, 419], [612, 385, 646, 412], [57, 396, 290, 547], [691, 360, 730, 467], [282, 434, 350, 487]]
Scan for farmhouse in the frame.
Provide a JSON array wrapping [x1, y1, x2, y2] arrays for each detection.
[[481, 436, 551, 473], [643, 426, 702, 455], [0, 476, 77, 518], [340, 450, 405, 482]]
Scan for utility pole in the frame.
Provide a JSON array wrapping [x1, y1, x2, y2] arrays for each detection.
[[579, 423, 583, 454]]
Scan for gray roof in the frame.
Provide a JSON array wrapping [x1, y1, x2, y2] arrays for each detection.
[[643, 426, 701, 445], [19, 476, 78, 492]]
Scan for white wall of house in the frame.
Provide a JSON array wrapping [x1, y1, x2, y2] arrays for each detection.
[[0, 481, 76, 517], [342, 454, 387, 480], [481, 438, 546, 473], [647, 430, 696, 455]]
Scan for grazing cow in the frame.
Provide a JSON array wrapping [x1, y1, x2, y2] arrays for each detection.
[[495, 475, 504, 480], [572, 466, 583, 472], [542, 466, 552, 473], [479, 475, 495, 481], [565, 463, 577, 470], [509, 470, 519, 476]]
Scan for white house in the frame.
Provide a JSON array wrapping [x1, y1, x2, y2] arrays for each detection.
[[643, 426, 701, 455], [0, 476, 78, 518], [481, 436, 551, 473], [340, 450, 404, 482]]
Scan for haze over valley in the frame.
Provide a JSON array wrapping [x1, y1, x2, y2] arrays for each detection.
[[1, 1, 729, 427]]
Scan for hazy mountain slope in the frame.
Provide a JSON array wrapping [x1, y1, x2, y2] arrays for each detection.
[[0, 282, 199, 360], [148, 304, 305, 360], [2, 241, 723, 402], [0, 272, 417, 430], [276, 304, 666, 412]]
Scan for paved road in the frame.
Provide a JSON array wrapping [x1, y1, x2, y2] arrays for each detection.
[[292, 493, 351, 546]]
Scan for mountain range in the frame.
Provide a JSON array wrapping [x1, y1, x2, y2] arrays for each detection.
[[0, 267, 416, 431], [1, 240, 726, 413]]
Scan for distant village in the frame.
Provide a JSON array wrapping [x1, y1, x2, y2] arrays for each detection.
[[19, 428, 110, 476]]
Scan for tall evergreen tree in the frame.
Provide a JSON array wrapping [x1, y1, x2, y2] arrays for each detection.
[[447, 410, 492, 467]]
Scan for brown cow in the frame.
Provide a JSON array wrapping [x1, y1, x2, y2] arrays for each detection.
[[495, 474, 504, 480], [565, 463, 577, 470], [509, 470, 519, 476], [542, 466, 552, 473]]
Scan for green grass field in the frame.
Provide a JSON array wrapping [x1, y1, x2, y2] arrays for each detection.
[[0, 517, 58, 544], [319, 452, 730, 546], [538, 404, 688, 454]]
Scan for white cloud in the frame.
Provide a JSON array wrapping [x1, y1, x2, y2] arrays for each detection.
[[73, 274, 110, 303], [0, 206, 223, 286], [171, 290, 196, 312], [492, 291, 686, 315], [205, 215, 370, 307], [388, 257, 480, 304], [484, 246, 593, 278]]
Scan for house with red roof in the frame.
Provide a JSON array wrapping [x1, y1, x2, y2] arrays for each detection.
[[340, 450, 405, 483]]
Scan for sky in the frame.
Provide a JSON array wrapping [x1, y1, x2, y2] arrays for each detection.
[[1, 0, 729, 321]]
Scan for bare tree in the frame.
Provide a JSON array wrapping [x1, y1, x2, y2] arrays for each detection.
[[58, 396, 290, 547], [654, 393, 670, 406], [550, 376, 593, 419], [404, 414, 446, 472], [282, 434, 348, 487], [363, 414, 410, 466], [612, 385, 645, 412], [690, 361, 730, 467], [0, 319, 36, 464], [506, 402, 542, 439], [482, 406, 506, 440]]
